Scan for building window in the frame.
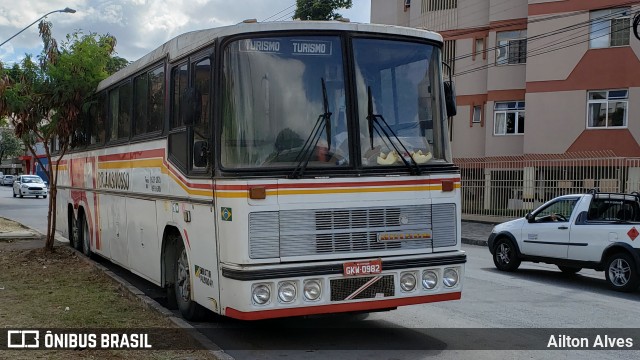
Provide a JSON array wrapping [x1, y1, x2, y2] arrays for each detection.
[[587, 90, 628, 128], [590, 8, 630, 48], [443, 40, 455, 75], [494, 101, 524, 135], [496, 31, 527, 65], [472, 105, 482, 123], [474, 38, 484, 60]]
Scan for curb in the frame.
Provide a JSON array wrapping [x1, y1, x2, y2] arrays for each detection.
[[462, 237, 487, 247], [69, 243, 234, 360], [9, 222, 234, 360], [0, 233, 42, 240]]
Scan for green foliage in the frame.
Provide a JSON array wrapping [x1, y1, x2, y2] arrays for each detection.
[[293, 0, 353, 20], [0, 21, 124, 251], [0, 127, 23, 160]]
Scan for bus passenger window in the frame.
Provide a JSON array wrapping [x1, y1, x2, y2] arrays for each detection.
[[192, 57, 211, 170]]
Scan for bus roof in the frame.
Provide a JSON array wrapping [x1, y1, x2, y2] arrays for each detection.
[[97, 21, 443, 91]]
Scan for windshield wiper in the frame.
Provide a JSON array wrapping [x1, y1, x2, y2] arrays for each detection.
[[289, 78, 333, 179], [366, 87, 421, 175]]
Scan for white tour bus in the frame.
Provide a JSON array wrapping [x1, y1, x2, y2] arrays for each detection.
[[55, 21, 465, 321]]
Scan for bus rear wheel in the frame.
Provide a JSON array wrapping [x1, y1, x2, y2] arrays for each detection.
[[79, 212, 92, 257], [68, 212, 81, 250], [174, 242, 208, 321]]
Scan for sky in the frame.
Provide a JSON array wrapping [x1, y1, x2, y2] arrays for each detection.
[[0, 0, 371, 66]]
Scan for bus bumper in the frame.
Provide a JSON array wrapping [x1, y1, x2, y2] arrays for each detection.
[[219, 253, 465, 320]]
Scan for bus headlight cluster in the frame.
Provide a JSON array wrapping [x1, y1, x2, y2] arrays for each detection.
[[252, 284, 271, 305], [278, 282, 297, 303], [422, 270, 438, 289], [400, 272, 417, 292], [443, 268, 459, 288], [303, 280, 322, 301]]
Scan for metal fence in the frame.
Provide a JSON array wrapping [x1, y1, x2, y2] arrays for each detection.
[[455, 151, 640, 219]]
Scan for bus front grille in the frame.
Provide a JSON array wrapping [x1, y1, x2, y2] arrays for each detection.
[[330, 275, 395, 301], [248, 204, 456, 259]]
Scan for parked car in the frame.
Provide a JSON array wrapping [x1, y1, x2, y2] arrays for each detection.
[[2, 175, 14, 186], [488, 191, 640, 292], [13, 175, 48, 199]]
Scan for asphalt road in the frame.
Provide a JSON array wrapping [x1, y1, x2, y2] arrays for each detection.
[[0, 182, 49, 233], [1, 185, 639, 359]]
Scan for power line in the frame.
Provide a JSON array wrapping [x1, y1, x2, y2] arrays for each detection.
[[451, 7, 632, 63], [453, 20, 633, 78], [262, 3, 296, 22]]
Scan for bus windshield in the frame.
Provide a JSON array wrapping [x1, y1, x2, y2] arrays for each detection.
[[221, 35, 449, 170], [353, 38, 449, 167]]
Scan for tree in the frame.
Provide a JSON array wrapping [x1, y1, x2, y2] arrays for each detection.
[[293, 0, 353, 20], [0, 21, 120, 251], [0, 127, 23, 161]]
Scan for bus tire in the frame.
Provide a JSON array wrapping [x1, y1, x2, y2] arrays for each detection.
[[68, 211, 81, 250], [79, 211, 93, 257], [174, 241, 208, 321]]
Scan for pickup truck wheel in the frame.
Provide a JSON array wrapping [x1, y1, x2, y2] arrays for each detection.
[[558, 266, 581, 274], [492, 238, 520, 272], [605, 253, 639, 292]]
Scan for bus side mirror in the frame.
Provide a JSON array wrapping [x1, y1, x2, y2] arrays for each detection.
[[193, 140, 209, 168], [444, 81, 457, 117]]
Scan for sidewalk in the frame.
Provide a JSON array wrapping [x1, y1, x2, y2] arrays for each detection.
[[461, 215, 517, 247]]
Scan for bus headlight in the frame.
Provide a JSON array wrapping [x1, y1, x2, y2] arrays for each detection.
[[252, 284, 271, 305], [400, 272, 417, 292], [443, 268, 459, 288], [303, 280, 321, 301], [422, 270, 438, 289], [278, 282, 297, 303]]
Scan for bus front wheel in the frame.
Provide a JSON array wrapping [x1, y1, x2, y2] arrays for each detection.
[[174, 242, 208, 321]]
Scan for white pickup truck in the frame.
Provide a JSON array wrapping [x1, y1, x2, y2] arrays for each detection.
[[488, 191, 640, 292]]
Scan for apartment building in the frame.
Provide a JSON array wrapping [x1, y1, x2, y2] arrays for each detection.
[[372, 0, 640, 216]]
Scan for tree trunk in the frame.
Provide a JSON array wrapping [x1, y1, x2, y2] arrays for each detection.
[[45, 184, 57, 252]]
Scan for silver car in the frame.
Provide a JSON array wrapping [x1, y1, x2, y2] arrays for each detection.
[[2, 175, 14, 186], [13, 175, 48, 198]]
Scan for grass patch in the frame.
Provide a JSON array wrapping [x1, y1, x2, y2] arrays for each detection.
[[0, 246, 218, 359]]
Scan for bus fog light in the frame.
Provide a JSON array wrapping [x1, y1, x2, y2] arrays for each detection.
[[252, 284, 271, 305], [278, 282, 297, 303], [422, 270, 438, 289], [400, 272, 417, 292], [303, 280, 321, 301], [443, 268, 459, 288]]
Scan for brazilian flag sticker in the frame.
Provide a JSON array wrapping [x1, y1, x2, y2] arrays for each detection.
[[221, 207, 232, 221]]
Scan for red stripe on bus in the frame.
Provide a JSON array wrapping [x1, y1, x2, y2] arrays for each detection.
[[224, 292, 461, 321], [183, 229, 191, 249], [98, 149, 164, 162]]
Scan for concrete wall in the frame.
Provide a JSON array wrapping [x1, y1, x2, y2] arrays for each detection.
[[451, 105, 487, 157], [371, 0, 409, 26], [455, 38, 488, 96], [523, 90, 586, 154], [458, 0, 490, 29], [489, 0, 528, 23], [526, 13, 588, 82]]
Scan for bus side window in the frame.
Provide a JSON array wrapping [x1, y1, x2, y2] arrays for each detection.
[[191, 56, 212, 171]]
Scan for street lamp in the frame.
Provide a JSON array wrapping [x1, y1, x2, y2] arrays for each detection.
[[0, 7, 76, 48]]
